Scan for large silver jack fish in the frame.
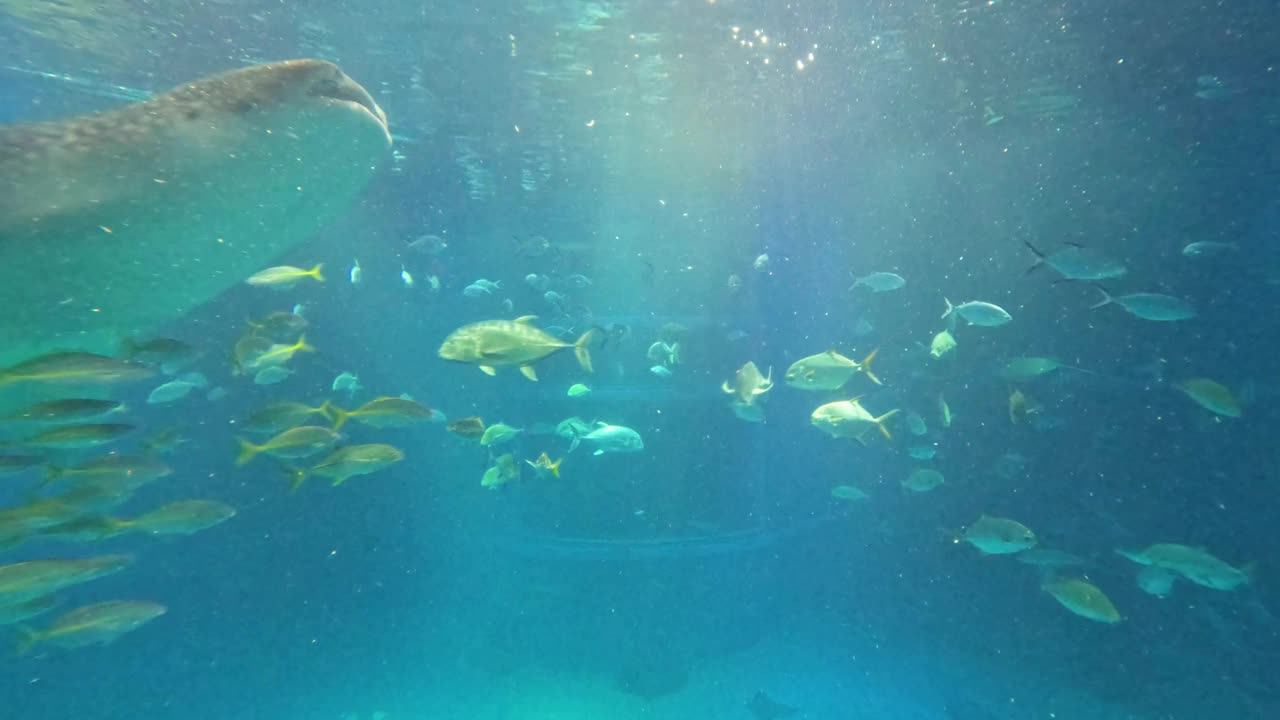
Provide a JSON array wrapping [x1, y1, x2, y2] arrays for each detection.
[[0, 59, 391, 368]]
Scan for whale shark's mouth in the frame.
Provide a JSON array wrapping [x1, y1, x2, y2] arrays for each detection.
[[309, 74, 390, 142]]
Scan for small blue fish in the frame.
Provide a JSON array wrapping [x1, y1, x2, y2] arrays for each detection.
[[849, 271, 906, 292], [146, 372, 207, 404], [908, 445, 937, 460], [253, 366, 293, 385]]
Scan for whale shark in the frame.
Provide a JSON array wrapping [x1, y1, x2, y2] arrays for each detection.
[[0, 59, 391, 372]]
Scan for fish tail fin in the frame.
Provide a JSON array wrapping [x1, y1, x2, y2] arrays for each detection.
[[1088, 284, 1113, 310], [14, 626, 40, 656], [941, 297, 954, 320], [1114, 548, 1145, 564], [235, 438, 261, 466], [549, 457, 562, 478], [109, 518, 136, 535], [309, 263, 325, 282], [1023, 240, 1046, 274], [875, 409, 900, 441], [574, 329, 596, 373], [118, 337, 140, 359], [40, 464, 65, 486], [295, 334, 315, 354], [860, 348, 882, 385], [326, 404, 349, 430]]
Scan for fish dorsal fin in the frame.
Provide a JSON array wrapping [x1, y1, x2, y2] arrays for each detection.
[[846, 395, 865, 404], [514, 315, 538, 324]]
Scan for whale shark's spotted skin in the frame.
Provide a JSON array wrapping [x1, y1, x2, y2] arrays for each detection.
[[0, 60, 390, 376]]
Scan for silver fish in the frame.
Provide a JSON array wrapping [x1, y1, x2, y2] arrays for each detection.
[[1090, 287, 1195, 321], [941, 298, 1012, 327], [1025, 241, 1127, 280]]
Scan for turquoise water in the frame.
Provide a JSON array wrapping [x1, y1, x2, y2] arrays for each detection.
[[2, 2, 1279, 719]]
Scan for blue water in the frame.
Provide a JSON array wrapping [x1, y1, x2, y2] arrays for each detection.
[[2, 1, 1279, 719]]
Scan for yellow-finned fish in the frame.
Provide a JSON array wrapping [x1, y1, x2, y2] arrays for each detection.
[[326, 397, 435, 429], [2, 398, 126, 423], [438, 316, 594, 381], [785, 349, 880, 390], [118, 500, 236, 536], [293, 444, 404, 489], [0, 555, 133, 604], [236, 425, 341, 466], [809, 397, 898, 444], [242, 401, 331, 435], [242, 335, 314, 371], [43, 455, 172, 488], [0, 352, 152, 387], [246, 264, 325, 289], [525, 452, 562, 478], [16, 600, 166, 654], [10, 423, 135, 450]]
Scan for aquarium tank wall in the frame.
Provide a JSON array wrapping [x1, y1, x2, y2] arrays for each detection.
[[1, 1, 1277, 719]]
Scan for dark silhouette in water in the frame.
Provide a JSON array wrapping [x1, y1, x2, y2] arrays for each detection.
[[613, 657, 689, 701], [747, 691, 798, 720]]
